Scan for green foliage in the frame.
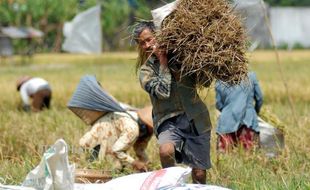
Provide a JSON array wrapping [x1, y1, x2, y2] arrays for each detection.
[[264, 0, 310, 6], [98, 0, 159, 50], [0, 0, 158, 52], [101, 0, 130, 37], [134, 0, 153, 19], [0, 0, 87, 52], [1, 0, 310, 52], [0, 1, 14, 25], [100, 0, 131, 50], [259, 106, 286, 130], [292, 42, 305, 50], [0, 0, 80, 26]]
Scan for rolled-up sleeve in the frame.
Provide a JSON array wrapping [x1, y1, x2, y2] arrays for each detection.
[[139, 62, 171, 99]]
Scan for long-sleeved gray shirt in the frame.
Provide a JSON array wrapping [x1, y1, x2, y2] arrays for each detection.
[[139, 56, 212, 135]]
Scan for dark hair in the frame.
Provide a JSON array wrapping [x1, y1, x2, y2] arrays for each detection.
[[133, 21, 156, 74], [132, 21, 156, 43]]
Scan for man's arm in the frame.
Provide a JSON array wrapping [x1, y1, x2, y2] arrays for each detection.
[[139, 60, 172, 99]]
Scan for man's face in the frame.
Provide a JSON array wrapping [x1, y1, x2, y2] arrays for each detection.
[[138, 28, 156, 53]]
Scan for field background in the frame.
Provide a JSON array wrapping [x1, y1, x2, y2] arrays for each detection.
[[0, 50, 309, 189]]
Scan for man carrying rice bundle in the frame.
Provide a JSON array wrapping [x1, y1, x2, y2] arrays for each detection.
[[133, 0, 248, 183], [134, 21, 212, 184]]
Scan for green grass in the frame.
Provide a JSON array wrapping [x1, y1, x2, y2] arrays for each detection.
[[0, 51, 310, 189]]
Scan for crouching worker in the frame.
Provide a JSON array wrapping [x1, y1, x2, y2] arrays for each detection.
[[68, 75, 153, 172], [16, 76, 52, 112], [215, 71, 263, 152], [79, 106, 153, 172]]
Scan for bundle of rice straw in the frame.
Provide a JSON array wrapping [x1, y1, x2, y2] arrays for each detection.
[[156, 0, 248, 87], [259, 107, 286, 132]]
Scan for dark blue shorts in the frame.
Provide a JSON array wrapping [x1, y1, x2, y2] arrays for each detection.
[[157, 113, 211, 170]]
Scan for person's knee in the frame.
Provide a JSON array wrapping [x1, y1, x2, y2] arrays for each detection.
[[159, 143, 175, 168], [192, 168, 206, 184], [159, 143, 175, 158]]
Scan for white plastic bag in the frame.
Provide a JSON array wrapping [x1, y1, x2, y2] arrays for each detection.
[[151, 0, 180, 29], [164, 184, 231, 190], [22, 139, 75, 190], [74, 166, 191, 190], [0, 184, 35, 190], [74, 166, 231, 190], [104, 166, 191, 190], [258, 117, 285, 157], [62, 5, 102, 54]]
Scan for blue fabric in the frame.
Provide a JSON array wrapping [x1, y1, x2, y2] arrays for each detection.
[[67, 75, 125, 113], [215, 72, 263, 134], [127, 0, 138, 8]]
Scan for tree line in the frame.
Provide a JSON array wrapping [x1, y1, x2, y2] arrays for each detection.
[[0, 0, 156, 52], [0, 0, 309, 53], [264, 0, 310, 6]]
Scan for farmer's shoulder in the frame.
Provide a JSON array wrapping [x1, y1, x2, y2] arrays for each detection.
[[141, 57, 159, 72]]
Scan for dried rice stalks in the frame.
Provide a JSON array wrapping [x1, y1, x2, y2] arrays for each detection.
[[156, 0, 248, 87], [259, 107, 286, 132], [75, 169, 112, 183]]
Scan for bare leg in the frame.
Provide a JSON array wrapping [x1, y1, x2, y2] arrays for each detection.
[[133, 135, 151, 162], [192, 168, 206, 184], [159, 143, 175, 168]]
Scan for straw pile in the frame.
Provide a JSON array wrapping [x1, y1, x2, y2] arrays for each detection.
[[75, 169, 112, 183], [156, 0, 248, 86], [259, 107, 286, 131]]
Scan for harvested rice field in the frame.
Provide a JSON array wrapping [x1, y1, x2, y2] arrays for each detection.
[[0, 50, 309, 189]]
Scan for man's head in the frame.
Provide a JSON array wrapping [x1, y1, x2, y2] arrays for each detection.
[[133, 21, 156, 53]]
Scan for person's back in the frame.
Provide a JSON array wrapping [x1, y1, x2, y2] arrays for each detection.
[[248, 72, 263, 113], [243, 72, 264, 132], [215, 72, 263, 152], [79, 109, 152, 172], [215, 80, 250, 134], [80, 111, 139, 169], [20, 78, 49, 95], [17, 76, 52, 112]]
